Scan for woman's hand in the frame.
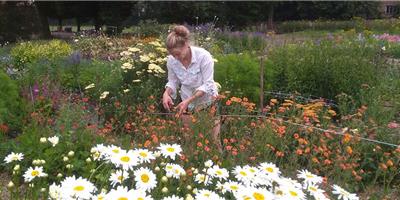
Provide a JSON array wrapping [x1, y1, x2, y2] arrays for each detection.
[[162, 93, 174, 112], [175, 99, 190, 117]]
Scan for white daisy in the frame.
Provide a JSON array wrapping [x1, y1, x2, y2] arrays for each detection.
[[208, 165, 229, 180], [195, 173, 212, 186], [157, 143, 182, 160], [4, 152, 24, 164], [133, 148, 155, 164], [237, 187, 274, 200], [93, 191, 107, 200], [48, 136, 59, 147], [312, 192, 330, 200], [223, 181, 243, 194], [59, 176, 96, 200], [297, 169, 323, 185], [131, 189, 153, 200], [110, 150, 139, 171], [233, 165, 254, 186], [105, 186, 134, 200], [134, 167, 157, 192], [306, 183, 325, 195], [283, 185, 306, 200], [258, 162, 281, 181], [109, 170, 129, 187], [48, 183, 62, 200], [23, 166, 47, 182], [161, 195, 183, 200], [91, 144, 107, 161], [195, 189, 222, 200], [164, 163, 186, 179], [204, 160, 214, 168], [332, 185, 359, 200]]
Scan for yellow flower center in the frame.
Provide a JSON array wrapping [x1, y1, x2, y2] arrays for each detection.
[[253, 192, 265, 200], [276, 190, 283, 195], [266, 167, 274, 173], [31, 170, 39, 176], [249, 169, 256, 173], [118, 197, 128, 200], [167, 147, 175, 152], [309, 186, 317, 192], [141, 174, 150, 183], [230, 185, 239, 190], [240, 171, 247, 176], [118, 176, 124, 181], [167, 166, 173, 170], [216, 170, 223, 175], [306, 174, 314, 178], [289, 191, 298, 197], [204, 193, 210, 197], [112, 149, 120, 153], [120, 156, 130, 162], [74, 185, 85, 192], [139, 152, 148, 158], [137, 198, 144, 200]]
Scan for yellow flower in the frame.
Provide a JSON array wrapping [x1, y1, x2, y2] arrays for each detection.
[[156, 47, 167, 53], [100, 91, 109, 99], [121, 62, 133, 70], [140, 55, 150, 63], [128, 47, 140, 53], [149, 41, 162, 47]]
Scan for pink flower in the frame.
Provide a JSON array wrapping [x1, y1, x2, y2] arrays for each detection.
[[388, 122, 399, 129]]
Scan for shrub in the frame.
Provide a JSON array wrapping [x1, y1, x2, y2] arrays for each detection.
[[10, 40, 72, 69], [0, 70, 24, 133], [266, 37, 382, 103]]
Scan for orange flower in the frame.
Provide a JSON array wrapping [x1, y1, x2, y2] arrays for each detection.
[[204, 146, 210, 152], [343, 133, 352, 143], [232, 151, 238, 156], [386, 159, 394, 167], [225, 100, 232, 106], [323, 159, 332, 165], [296, 149, 303, 155], [144, 140, 151, 148], [276, 151, 284, 157], [379, 163, 388, 171], [346, 146, 353, 155], [293, 133, 299, 139], [197, 142, 203, 148], [151, 135, 159, 143], [312, 157, 320, 163]]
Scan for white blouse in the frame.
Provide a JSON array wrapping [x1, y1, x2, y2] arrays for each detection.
[[165, 46, 218, 111]]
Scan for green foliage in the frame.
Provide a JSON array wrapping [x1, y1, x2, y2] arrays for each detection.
[[215, 32, 267, 54], [122, 19, 170, 38], [10, 40, 72, 69], [0, 70, 24, 132], [215, 53, 263, 102], [276, 19, 400, 34], [266, 38, 382, 103]]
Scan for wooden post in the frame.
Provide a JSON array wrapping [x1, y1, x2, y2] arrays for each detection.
[[259, 55, 264, 112]]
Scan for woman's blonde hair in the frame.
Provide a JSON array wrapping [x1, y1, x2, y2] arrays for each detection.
[[166, 25, 190, 50]]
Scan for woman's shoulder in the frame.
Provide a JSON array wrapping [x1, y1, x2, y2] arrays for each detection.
[[191, 46, 212, 60]]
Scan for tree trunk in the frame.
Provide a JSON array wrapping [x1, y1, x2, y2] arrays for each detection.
[[58, 18, 62, 31], [77, 17, 81, 32], [267, 5, 274, 31], [35, 2, 51, 38]]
